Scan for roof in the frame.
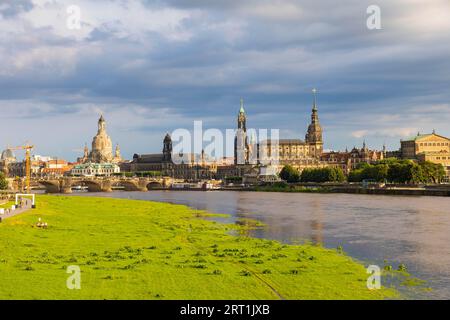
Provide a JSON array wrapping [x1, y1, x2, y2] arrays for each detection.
[[260, 139, 305, 145], [134, 154, 165, 163], [403, 132, 450, 142], [403, 133, 433, 142], [47, 159, 68, 165], [72, 163, 118, 169], [42, 167, 72, 173]]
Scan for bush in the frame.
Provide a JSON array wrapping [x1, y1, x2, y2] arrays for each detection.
[[279, 165, 300, 183], [300, 167, 345, 183], [0, 172, 8, 190], [136, 171, 162, 177]]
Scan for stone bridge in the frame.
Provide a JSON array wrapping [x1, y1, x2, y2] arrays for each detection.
[[33, 176, 180, 193]]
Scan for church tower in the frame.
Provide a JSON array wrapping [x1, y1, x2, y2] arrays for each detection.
[[113, 144, 122, 163], [305, 89, 323, 157], [83, 143, 89, 159], [234, 98, 249, 165], [163, 133, 172, 162]]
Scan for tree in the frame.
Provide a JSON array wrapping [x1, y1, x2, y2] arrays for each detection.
[[0, 172, 8, 190], [300, 167, 345, 183], [387, 161, 414, 183], [334, 167, 346, 182], [279, 165, 300, 183], [411, 164, 425, 183], [419, 161, 445, 183], [366, 164, 388, 182], [348, 169, 363, 182], [348, 158, 445, 184]]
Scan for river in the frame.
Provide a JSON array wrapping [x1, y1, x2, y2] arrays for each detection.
[[72, 190, 450, 299]]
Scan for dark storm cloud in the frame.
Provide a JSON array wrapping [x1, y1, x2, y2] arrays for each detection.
[[0, 0, 449, 159], [0, 0, 34, 17]]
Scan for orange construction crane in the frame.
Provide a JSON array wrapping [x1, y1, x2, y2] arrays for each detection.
[[10, 144, 34, 193]]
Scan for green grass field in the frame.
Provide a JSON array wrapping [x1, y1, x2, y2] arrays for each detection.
[[0, 195, 397, 299], [0, 200, 14, 209]]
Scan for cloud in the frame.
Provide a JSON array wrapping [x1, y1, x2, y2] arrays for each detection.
[[351, 130, 369, 139], [0, 0, 449, 159], [0, 0, 33, 18]]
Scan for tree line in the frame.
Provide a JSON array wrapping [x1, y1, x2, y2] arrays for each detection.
[[279, 165, 345, 183], [348, 159, 445, 184], [279, 158, 446, 184]]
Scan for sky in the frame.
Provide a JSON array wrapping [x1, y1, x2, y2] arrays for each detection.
[[0, 0, 449, 160]]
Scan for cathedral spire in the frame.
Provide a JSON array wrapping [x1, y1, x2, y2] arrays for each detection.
[[312, 88, 318, 111], [235, 98, 249, 165], [239, 98, 245, 114], [237, 98, 246, 131], [305, 88, 323, 151]]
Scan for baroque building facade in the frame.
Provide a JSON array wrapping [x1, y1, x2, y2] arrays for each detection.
[[321, 142, 385, 174], [400, 131, 450, 181]]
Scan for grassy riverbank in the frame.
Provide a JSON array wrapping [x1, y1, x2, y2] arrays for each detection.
[[0, 195, 397, 299], [0, 200, 14, 209]]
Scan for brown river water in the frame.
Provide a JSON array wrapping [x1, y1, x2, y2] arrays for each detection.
[[72, 191, 450, 299]]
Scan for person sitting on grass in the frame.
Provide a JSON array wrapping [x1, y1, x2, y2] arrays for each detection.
[[36, 218, 48, 229]]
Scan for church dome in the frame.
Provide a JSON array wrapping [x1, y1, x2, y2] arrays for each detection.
[[89, 115, 113, 163], [1, 148, 15, 161]]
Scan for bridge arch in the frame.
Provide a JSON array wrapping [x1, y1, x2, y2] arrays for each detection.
[[80, 180, 103, 192], [112, 180, 146, 191], [37, 180, 61, 193], [147, 181, 163, 189]]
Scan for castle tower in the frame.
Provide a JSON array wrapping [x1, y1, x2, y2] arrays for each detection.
[[163, 133, 172, 162], [234, 98, 249, 165], [305, 88, 323, 157]]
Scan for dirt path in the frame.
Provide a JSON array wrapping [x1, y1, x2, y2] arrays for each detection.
[[0, 199, 32, 220]]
